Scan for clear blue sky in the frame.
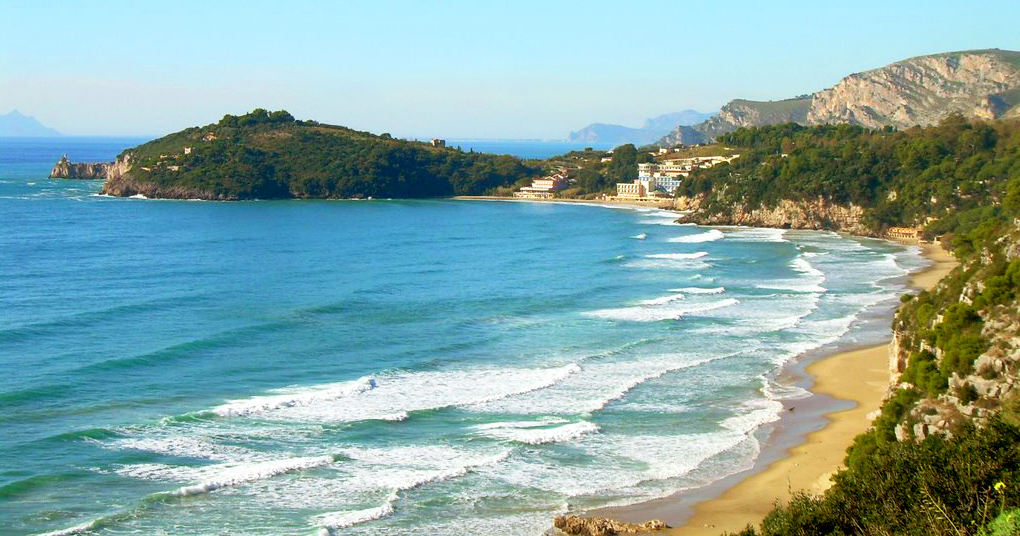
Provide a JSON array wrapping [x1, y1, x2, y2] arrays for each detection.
[[2, 0, 1019, 138]]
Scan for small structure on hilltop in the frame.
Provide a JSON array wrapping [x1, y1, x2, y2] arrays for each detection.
[[431, 138, 446, 148]]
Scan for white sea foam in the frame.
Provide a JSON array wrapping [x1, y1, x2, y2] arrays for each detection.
[[480, 420, 600, 445], [668, 229, 724, 243], [668, 286, 725, 294], [631, 233, 647, 240], [639, 293, 686, 306], [313, 492, 397, 534], [212, 376, 377, 417], [757, 255, 827, 293], [585, 298, 739, 322], [35, 519, 104, 536], [241, 363, 582, 422], [474, 352, 738, 416], [723, 227, 787, 242], [128, 193, 148, 199], [169, 455, 334, 496], [471, 417, 569, 431], [645, 252, 708, 260], [108, 436, 261, 461]]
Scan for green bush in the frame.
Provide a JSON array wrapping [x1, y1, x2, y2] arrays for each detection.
[[735, 417, 1020, 536]]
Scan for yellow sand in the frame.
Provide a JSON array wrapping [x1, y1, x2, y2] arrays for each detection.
[[666, 241, 957, 535]]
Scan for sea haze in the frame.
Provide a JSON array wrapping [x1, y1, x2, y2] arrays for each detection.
[[0, 138, 926, 535]]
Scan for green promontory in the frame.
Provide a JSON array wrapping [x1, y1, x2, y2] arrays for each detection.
[[100, 109, 541, 200]]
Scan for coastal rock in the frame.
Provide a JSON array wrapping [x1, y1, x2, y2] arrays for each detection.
[[553, 516, 669, 536], [676, 198, 870, 236], [101, 173, 227, 200], [808, 51, 1020, 129], [659, 49, 1020, 144], [49, 155, 112, 180]]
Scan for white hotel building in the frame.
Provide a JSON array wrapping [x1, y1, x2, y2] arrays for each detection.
[[623, 156, 741, 197]]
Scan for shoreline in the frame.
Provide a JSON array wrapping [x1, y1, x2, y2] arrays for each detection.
[[593, 240, 957, 535], [451, 195, 675, 210]]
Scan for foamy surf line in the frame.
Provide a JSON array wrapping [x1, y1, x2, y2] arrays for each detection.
[[585, 298, 739, 322], [312, 449, 512, 533], [210, 363, 582, 422], [668, 229, 724, 243], [645, 251, 708, 260], [478, 420, 600, 445]]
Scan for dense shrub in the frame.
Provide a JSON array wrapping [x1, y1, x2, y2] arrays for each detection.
[[730, 415, 1020, 535]]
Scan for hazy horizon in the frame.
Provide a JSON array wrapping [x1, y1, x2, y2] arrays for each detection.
[[2, 0, 1019, 138]]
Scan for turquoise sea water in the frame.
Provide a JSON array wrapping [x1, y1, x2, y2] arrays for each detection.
[[0, 138, 925, 535]]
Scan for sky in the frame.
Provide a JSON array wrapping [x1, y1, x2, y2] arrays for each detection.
[[2, 0, 1019, 139]]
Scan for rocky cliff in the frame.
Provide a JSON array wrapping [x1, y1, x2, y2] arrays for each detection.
[[661, 98, 811, 146], [673, 196, 873, 236], [888, 225, 1020, 442], [49, 155, 112, 180], [659, 49, 1020, 144], [808, 50, 1020, 129]]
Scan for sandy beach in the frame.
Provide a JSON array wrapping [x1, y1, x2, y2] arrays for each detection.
[[605, 240, 958, 535]]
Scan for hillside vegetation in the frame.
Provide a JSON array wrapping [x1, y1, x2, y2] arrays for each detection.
[[715, 118, 1020, 535], [678, 117, 1020, 235], [103, 109, 541, 200]]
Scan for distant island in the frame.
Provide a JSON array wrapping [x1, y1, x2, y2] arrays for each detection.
[[51, 109, 541, 200], [567, 110, 713, 145], [0, 110, 60, 137]]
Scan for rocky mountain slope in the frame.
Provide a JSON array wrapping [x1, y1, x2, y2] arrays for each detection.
[[568, 109, 713, 145], [0, 110, 60, 137], [660, 49, 1020, 145]]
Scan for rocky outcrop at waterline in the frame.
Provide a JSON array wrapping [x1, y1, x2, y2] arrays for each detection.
[[553, 515, 669, 536], [673, 196, 874, 236], [49, 155, 113, 180], [101, 173, 230, 200]]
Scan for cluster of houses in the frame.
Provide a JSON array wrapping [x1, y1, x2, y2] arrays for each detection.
[[510, 152, 741, 202], [513, 171, 570, 199], [613, 155, 740, 201]]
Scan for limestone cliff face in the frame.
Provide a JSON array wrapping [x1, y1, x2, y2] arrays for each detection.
[[889, 227, 1020, 442], [659, 49, 1020, 145], [49, 155, 112, 180], [808, 50, 1020, 129], [675, 197, 872, 236]]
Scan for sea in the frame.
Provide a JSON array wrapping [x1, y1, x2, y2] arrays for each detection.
[[0, 137, 926, 536]]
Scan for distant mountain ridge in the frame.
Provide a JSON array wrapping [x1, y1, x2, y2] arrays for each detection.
[[661, 49, 1020, 145], [568, 109, 713, 145], [0, 110, 60, 137]]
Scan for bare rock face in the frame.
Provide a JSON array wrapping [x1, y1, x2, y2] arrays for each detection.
[[49, 155, 112, 180], [807, 50, 1020, 129], [659, 49, 1020, 145], [678, 198, 871, 236], [553, 516, 669, 536]]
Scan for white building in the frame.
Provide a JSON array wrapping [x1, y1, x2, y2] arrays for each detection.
[[514, 173, 570, 199], [615, 178, 658, 200], [636, 155, 741, 196]]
